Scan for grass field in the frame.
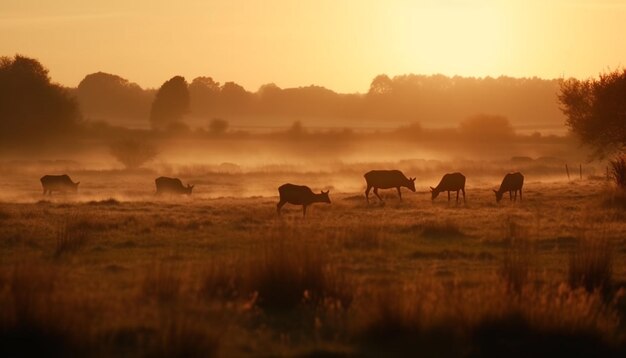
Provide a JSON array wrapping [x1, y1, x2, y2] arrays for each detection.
[[1, 169, 625, 356]]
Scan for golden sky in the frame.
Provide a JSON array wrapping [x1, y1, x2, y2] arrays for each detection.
[[1, 0, 624, 92]]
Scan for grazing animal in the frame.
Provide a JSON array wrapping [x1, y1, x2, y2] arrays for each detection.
[[494, 172, 524, 203], [277, 183, 331, 218], [430, 172, 466, 203], [364, 170, 416, 203], [40, 174, 79, 195], [155, 177, 194, 196]]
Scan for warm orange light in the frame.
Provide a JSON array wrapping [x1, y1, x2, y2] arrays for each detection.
[[1, 0, 624, 92]]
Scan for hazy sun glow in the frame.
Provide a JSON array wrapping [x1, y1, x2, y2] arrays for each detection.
[[1, 0, 625, 91]]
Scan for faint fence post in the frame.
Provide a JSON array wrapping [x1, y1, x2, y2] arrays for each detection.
[[579, 164, 582, 180]]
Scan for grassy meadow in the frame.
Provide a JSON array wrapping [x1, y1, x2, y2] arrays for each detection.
[[1, 166, 626, 357]]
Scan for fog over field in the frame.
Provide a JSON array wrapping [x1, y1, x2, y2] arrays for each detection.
[[2, 2, 626, 353]]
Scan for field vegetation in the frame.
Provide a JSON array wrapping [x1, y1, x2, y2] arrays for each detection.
[[1, 166, 625, 356]]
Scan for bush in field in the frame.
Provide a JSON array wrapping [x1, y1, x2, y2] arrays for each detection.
[[109, 139, 157, 169], [208, 118, 228, 135], [610, 155, 626, 190]]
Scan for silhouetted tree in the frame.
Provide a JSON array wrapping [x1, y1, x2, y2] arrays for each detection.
[[0, 55, 80, 148], [149, 76, 189, 131], [77, 72, 153, 122], [109, 138, 157, 169], [209, 118, 229, 135], [559, 69, 626, 157], [220, 81, 252, 115], [189, 76, 220, 117], [368, 74, 394, 95]]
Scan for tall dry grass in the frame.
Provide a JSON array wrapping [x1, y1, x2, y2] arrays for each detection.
[[610, 155, 626, 189], [569, 237, 613, 295], [54, 213, 90, 258], [352, 280, 623, 356], [500, 238, 532, 295]]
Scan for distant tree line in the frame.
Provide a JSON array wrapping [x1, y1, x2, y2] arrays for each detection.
[[76, 71, 564, 128]]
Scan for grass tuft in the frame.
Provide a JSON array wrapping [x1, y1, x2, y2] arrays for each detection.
[[54, 214, 89, 258], [610, 155, 626, 190], [499, 238, 532, 295], [569, 238, 613, 295], [141, 261, 184, 304]]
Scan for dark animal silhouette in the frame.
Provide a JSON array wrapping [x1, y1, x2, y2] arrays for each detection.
[[40, 174, 79, 195], [494, 172, 524, 203], [430, 172, 466, 203], [364, 170, 416, 203], [277, 183, 330, 218], [155, 177, 194, 196]]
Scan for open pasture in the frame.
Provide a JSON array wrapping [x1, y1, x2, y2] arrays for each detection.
[[1, 172, 625, 356]]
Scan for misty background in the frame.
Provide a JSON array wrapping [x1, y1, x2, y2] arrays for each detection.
[[0, 54, 599, 201]]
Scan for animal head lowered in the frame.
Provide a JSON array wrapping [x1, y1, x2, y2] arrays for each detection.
[[319, 190, 331, 204], [186, 184, 194, 195], [407, 177, 416, 192], [430, 186, 439, 200], [493, 189, 504, 203], [74, 181, 80, 193]]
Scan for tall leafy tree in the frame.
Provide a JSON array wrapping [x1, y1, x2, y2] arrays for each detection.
[[558, 69, 626, 158], [0, 55, 80, 147], [149, 76, 189, 131]]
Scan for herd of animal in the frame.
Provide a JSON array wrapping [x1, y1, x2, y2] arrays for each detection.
[[40, 170, 525, 217]]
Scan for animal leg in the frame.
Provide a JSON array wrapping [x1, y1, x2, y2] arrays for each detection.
[[277, 200, 286, 215], [462, 188, 466, 203], [514, 190, 518, 201], [302, 205, 307, 218], [456, 190, 459, 204], [365, 185, 372, 204], [509, 191, 513, 201], [373, 188, 383, 202], [447, 191, 451, 202], [396, 187, 402, 201], [519, 189, 523, 202]]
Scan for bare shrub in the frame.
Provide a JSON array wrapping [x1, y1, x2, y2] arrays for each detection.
[[569, 238, 613, 294], [54, 214, 89, 258], [109, 138, 157, 170], [610, 155, 626, 189]]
